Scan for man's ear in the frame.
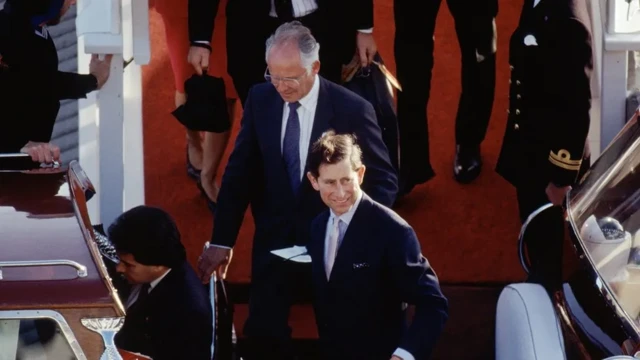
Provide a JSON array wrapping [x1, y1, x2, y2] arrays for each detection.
[[357, 165, 366, 185], [307, 172, 320, 191]]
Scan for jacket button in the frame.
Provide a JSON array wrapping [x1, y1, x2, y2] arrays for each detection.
[[507, 109, 510, 115], [516, 80, 521, 85], [516, 94, 521, 100], [510, 65, 514, 70], [515, 109, 521, 115], [514, 124, 520, 130]]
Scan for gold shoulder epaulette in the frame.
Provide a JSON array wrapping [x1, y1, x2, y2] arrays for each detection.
[[549, 149, 582, 171]]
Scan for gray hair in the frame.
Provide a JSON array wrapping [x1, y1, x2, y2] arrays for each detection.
[[265, 21, 320, 72]]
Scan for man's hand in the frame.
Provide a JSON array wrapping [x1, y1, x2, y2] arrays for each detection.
[[197, 246, 232, 284], [356, 32, 377, 68], [89, 54, 113, 89], [20, 141, 60, 164], [546, 182, 572, 206], [188, 46, 211, 75]]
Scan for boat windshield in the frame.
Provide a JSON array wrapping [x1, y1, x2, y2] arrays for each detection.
[[568, 110, 640, 325]]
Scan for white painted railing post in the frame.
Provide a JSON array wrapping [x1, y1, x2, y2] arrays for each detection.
[[76, 0, 149, 228]]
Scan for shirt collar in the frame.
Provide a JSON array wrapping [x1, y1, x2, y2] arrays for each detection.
[[291, 74, 319, 110], [149, 268, 171, 292], [329, 190, 363, 226]]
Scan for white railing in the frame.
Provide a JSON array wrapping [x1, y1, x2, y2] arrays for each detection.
[[76, 0, 150, 229], [590, 0, 640, 158]]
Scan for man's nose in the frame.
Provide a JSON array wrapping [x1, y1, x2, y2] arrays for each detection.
[[115, 263, 124, 273], [336, 185, 346, 197]]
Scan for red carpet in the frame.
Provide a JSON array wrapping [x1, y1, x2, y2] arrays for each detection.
[[142, 0, 524, 284]]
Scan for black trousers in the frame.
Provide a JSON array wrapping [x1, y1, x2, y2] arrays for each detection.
[[515, 159, 590, 294], [226, 6, 348, 106], [516, 184, 565, 294], [240, 257, 313, 360], [394, 0, 497, 187]]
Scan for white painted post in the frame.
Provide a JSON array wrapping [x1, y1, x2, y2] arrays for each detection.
[[76, 0, 149, 228]]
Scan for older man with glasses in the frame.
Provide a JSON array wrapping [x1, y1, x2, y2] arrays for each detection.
[[196, 21, 397, 360]]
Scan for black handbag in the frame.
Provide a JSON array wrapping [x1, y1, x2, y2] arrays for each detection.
[[342, 53, 401, 171], [172, 72, 231, 133]]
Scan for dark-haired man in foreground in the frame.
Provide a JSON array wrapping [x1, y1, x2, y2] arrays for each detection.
[[110, 205, 212, 360]]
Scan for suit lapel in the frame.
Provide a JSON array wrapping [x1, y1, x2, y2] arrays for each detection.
[[262, 93, 295, 194], [328, 194, 373, 283], [309, 211, 330, 286], [296, 78, 334, 200]]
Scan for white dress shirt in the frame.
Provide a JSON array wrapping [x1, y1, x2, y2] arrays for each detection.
[[323, 191, 415, 360], [125, 269, 172, 309], [280, 74, 320, 181]]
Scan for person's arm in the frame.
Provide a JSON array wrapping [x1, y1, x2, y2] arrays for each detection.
[[54, 71, 97, 99], [55, 54, 113, 100], [388, 226, 449, 359], [351, 101, 398, 207], [353, 0, 373, 31], [155, 310, 213, 360], [188, 0, 220, 47], [539, 18, 593, 187], [210, 87, 261, 248]]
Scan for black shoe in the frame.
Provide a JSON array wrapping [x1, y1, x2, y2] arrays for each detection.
[[453, 145, 482, 183], [197, 181, 217, 214]]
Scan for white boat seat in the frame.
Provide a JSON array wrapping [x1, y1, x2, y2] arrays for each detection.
[[496, 283, 565, 360]]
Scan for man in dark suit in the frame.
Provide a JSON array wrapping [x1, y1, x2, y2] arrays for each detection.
[[188, 0, 377, 105], [110, 206, 213, 360], [306, 131, 448, 360], [0, 0, 112, 156], [197, 22, 398, 360], [394, 0, 498, 191], [496, 0, 593, 293]]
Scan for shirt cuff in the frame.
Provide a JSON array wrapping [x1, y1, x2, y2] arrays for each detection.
[[357, 28, 373, 34], [212, 244, 232, 250], [194, 40, 211, 45], [393, 348, 415, 360]]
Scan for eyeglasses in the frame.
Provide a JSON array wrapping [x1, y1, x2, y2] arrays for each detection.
[[264, 67, 306, 87]]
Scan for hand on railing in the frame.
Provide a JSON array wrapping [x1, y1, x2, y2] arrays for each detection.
[[20, 141, 60, 165]]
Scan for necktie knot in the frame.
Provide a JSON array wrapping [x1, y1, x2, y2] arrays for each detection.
[[288, 101, 300, 112]]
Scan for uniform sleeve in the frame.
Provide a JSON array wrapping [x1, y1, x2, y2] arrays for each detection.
[[540, 18, 593, 186]]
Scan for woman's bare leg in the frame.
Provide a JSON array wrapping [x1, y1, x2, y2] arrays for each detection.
[[200, 98, 238, 201], [176, 91, 204, 169]]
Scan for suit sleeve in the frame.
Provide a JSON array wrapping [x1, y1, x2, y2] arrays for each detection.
[[188, 0, 220, 44], [210, 87, 261, 248], [351, 100, 399, 207], [55, 71, 98, 100], [353, 0, 374, 30], [540, 18, 593, 186], [388, 226, 449, 359], [154, 309, 213, 360]]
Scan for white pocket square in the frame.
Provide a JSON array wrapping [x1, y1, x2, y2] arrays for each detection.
[[524, 34, 538, 46]]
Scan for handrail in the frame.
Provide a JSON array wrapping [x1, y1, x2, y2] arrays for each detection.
[[0, 259, 88, 280], [518, 203, 555, 274], [0, 153, 29, 158]]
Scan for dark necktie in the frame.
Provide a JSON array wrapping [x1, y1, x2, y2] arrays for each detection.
[[283, 102, 301, 193], [130, 283, 151, 310], [274, 0, 295, 21]]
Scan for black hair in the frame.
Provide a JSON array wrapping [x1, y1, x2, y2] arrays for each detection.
[[107, 205, 186, 268]]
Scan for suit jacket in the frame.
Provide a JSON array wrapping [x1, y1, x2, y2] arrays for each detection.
[[308, 193, 448, 360], [188, 0, 373, 44], [212, 77, 397, 274], [496, 0, 593, 188], [115, 262, 213, 360], [0, 2, 98, 153]]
